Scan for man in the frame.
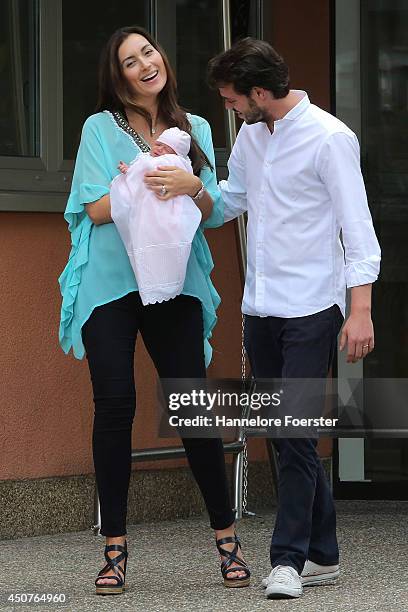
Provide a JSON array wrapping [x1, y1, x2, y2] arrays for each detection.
[[207, 38, 381, 600]]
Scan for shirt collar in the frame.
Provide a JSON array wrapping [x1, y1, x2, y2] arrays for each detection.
[[276, 90, 310, 122]]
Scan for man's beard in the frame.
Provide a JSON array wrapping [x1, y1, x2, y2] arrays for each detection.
[[243, 98, 267, 124]]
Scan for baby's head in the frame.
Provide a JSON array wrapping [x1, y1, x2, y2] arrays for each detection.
[[150, 127, 191, 159]]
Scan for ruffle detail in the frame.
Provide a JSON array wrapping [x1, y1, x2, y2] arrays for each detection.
[[58, 185, 109, 356], [190, 229, 221, 366]]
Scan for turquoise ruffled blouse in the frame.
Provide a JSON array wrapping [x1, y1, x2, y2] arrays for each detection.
[[58, 111, 223, 366]]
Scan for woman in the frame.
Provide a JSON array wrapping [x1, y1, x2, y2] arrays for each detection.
[[58, 26, 250, 595]]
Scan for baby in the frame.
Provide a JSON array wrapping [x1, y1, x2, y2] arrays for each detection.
[[118, 138, 179, 173], [110, 127, 202, 306]]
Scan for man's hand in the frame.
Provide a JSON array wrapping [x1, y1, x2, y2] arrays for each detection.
[[339, 284, 374, 363]]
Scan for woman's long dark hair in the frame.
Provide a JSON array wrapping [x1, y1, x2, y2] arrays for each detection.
[[96, 26, 212, 175]]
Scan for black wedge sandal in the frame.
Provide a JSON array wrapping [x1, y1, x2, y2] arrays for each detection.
[[216, 534, 251, 588], [95, 541, 128, 595]]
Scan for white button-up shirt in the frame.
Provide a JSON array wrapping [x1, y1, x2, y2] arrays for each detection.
[[219, 91, 381, 318]]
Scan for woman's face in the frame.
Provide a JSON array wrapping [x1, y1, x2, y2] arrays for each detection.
[[118, 34, 167, 101]]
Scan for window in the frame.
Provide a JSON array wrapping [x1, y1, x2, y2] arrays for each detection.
[[157, 0, 226, 148], [0, 0, 38, 157], [0, 0, 150, 212], [62, 1, 150, 160], [156, 0, 261, 171], [0, 0, 261, 212]]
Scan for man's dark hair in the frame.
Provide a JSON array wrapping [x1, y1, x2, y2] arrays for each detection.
[[207, 37, 289, 99]]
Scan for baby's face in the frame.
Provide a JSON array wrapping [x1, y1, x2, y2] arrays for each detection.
[[151, 142, 176, 157]]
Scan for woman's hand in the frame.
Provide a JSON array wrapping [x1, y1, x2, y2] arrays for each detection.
[[144, 166, 202, 201]]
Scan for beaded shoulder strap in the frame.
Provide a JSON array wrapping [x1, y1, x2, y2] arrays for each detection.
[[111, 111, 151, 153]]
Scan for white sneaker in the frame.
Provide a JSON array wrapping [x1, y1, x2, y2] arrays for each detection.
[[264, 565, 303, 599], [301, 560, 340, 587]]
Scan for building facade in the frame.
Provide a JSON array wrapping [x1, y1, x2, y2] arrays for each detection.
[[0, 0, 406, 538]]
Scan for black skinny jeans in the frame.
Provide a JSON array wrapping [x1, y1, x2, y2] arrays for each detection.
[[82, 292, 235, 536]]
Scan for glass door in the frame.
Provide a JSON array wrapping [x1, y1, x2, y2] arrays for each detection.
[[334, 0, 408, 500]]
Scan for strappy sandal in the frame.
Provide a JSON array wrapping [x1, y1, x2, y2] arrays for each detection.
[[95, 541, 128, 595], [216, 534, 251, 588]]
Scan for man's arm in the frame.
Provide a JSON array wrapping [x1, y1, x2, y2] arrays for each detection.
[[319, 131, 381, 362], [219, 128, 248, 222]]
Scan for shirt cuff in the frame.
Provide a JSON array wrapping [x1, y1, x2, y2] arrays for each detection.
[[345, 256, 381, 288]]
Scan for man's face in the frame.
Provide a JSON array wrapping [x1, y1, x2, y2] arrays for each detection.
[[219, 84, 266, 124]]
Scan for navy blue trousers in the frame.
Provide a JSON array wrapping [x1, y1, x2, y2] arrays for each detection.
[[244, 305, 344, 574]]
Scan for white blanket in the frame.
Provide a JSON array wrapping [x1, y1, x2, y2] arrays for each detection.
[[110, 153, 202, 305]]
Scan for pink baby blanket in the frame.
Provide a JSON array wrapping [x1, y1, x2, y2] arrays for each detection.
[[110, 153, 202, 305]]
